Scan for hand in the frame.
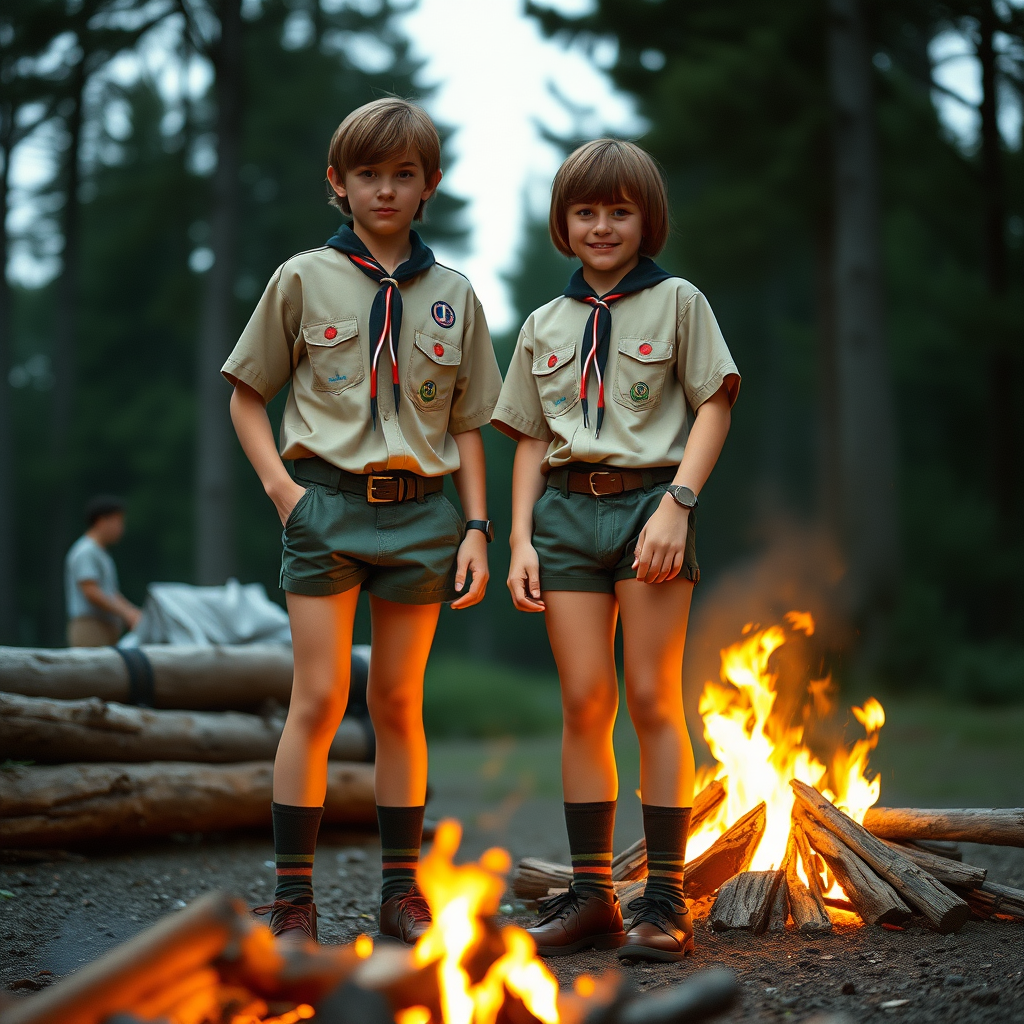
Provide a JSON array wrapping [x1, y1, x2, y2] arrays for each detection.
[[124, 605, 143, 630], [269, 479, 307, 527], [632, 493, 690, 584], [451, 529, 489, 609], [507, 540, 545, 612]]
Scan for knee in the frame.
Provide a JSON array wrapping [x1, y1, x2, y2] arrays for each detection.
[[561, 681, 617, 737], [367, 686, 423, 738], [288, 688, 347, 742], [626, 682, 684, 738]]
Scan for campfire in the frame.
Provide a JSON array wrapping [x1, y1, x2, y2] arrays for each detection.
[[513, 612, 1024, 936]]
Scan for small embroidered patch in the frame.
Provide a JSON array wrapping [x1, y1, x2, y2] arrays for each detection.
[[630, 381, 650, 403], [419, 380, 437, 402], [433, 343, 445, 358], [639, 343, 653, 356], [553, 395, 567, 407], [328, 374, 347, 383], [324, 326, 338, 340], [431, 301, 456, 329], [547, 354, 558, 368]]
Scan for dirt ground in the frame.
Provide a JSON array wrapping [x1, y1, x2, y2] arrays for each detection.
[[2, 728, 1024, 1023]]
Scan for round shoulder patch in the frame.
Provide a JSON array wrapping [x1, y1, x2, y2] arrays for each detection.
[[431, 300, 457, 329]]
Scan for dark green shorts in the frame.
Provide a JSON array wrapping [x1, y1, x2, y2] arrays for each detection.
[[533, 478, 699, 594], [281, 468, 463, 604]]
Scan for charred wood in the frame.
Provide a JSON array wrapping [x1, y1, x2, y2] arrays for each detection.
[[710, 870, 784, 933], [787, 828, 833, 934]]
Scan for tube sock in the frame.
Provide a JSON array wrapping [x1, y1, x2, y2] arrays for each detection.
[[272, 802, 323, 906], [564, 800, 616, 899], [377, 804, 425, 903], [641, 804, 692, 908]]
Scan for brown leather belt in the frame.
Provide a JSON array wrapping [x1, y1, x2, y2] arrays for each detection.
[[546, 465, 676, 497], [293, 456, 443, 503]]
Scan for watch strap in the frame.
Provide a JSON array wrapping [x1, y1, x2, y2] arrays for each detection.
[[465, 519, 494, 543], [666, 485, 698, 510]]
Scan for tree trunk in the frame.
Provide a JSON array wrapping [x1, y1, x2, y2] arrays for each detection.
[[825, 0, 901, 627], [0, 110, 16, 644], [194, 0, 244, 584]]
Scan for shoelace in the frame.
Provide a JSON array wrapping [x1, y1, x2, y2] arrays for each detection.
[[394, 891, 432, 923], [253, 899, 314, 937], [626, 893, 689, 934], [536, 886, 583, 926]]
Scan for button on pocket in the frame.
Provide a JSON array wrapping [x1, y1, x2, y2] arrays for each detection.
[[406, 330, 461, 412], [304, 317, 361, 395], [531, 344, 579, 418], [613, 338, 674, 412]]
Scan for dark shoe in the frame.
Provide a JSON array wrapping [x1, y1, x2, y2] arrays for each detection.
[[379, 891, 432, 945], [527, 886, 625, 957], [254, 899, 318, 944], [617, 893, 694, 963]]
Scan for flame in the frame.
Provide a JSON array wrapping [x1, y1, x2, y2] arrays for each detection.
[[689, 613, 885, 887], [413, 819, 561, 1024]]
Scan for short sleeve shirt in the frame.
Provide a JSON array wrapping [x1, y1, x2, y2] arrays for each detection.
[[65, 535, 119, 623], [222, 247, 503, 477], [491, 277, 740, 471]]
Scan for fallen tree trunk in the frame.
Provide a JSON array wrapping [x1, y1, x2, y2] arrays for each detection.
[[794, 810, 911, 927], [709, 870, 784, 934], [0, 761, 376, 847], [863, 806, 1024, 847], [885, 840, 985, 890], [0, 692, 372, 763], [793, 781, 969, 933], [787, 829, 832, 934]]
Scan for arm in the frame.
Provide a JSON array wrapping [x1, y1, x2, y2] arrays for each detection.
[[634, 383, 734, 584], [79, 580, 142, 629], [507, 437, 549, 612], [449, 428, 489, 609], [229, 381, 305, 525]]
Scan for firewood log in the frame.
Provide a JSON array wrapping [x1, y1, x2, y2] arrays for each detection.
[[794, 810, 912, 926], [710, 870, 784, 933], [959, 880, 1024, 920], [908, 840, 962, 861], [0, 761, 375, 847], [786, 829, 832, 934], [863, 806, 1024, 847], [0, 692, 371, 764], [614, 967, 738, 1024], [511, 858, 573, 900], [884, 841, 985, 889], [683, 802, 766, 900], [793, 781, 970, 933]]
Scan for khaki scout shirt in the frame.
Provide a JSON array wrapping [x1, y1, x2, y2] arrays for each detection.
[[222, 246, 502, 476], [491, 277, 739, 470]]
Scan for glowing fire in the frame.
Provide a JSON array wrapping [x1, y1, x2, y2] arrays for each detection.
[[406, 820, 562, 1024], [688, 611, 885, 881]]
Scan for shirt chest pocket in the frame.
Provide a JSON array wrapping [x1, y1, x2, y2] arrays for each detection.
[[613, 338, 674, 413], [531, 344, 579, 418], [303, 318, 362, 395], [406, 331, 462, 413]]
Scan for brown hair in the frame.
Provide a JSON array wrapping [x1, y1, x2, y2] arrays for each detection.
[[327, 98, 441, 219], [549, 139, 669, 257]]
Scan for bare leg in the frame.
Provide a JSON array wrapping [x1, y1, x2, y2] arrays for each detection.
[[543, 590, 620, 803], [616, 576, 695, 808], [274, 588, 361, 806], [366, 595, 440, 806]]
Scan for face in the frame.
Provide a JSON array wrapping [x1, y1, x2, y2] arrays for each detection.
[[328, 149, 441, 238], [565, 198, 644, 279], [95, 512, 125, 545]]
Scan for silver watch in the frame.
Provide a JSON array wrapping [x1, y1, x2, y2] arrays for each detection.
[[666, 484, 698, 510]]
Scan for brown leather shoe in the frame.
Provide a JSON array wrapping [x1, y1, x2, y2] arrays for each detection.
[[379, 890, 432, 945], [616, 893, 694, 963], [527, 886, 625, 957], [254, 899, 318, 944]]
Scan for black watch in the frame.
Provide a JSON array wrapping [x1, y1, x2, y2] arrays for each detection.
[[465, 519, 494, 543], [665, 485, 698, 510]]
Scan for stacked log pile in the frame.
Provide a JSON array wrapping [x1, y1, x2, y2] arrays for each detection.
[[511, 779, 1024, 936], [0, 645, 375, 848]]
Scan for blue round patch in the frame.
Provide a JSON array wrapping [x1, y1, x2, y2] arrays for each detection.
[[431, 300, 457, 329]]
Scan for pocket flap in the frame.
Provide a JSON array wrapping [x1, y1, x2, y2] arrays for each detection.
[[414, 331, 462, 366], [532, 344, 576, 376], [304, 317, 359, 348], [619, 338, 673, 363]]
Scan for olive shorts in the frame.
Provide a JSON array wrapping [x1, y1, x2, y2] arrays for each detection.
[[533, 482, 699, 594], [281, 472, 464, 604]]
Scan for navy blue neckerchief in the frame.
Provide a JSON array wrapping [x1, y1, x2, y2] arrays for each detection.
[[326, 223, 436, 428], [563, 257, 673, 436]]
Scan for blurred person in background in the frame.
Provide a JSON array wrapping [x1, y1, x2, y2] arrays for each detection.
[[64, 495, 142, 646]]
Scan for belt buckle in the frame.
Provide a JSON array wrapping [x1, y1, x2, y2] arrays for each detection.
[[367, 475, 402, 503], [588, 472, 621, 496]]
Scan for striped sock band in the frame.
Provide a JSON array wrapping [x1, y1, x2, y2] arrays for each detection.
[[271, 802, 323, 906], [641, 804, 691, 907], [377, 804, 425, 903], [565, 800, 616, 898]]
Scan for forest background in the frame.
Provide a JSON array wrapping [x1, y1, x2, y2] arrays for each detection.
[[0, 0, 1022, 715]]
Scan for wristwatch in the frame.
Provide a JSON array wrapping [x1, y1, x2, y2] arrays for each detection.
[[665, 485, 698, 511], [465, 519, 494, 543]]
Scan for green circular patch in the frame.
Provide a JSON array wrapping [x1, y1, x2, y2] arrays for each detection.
[[630, 381, 650, 403], [419, 379, 438, 402]]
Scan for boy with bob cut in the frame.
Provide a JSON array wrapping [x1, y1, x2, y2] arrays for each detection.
[[224, 97, 502, 946], [493, 139, 739, 962]]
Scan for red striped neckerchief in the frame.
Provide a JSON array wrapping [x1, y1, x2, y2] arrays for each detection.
[[563, 257, 672, 436]]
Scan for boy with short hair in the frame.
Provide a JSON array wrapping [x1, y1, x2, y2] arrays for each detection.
[[224, 98, 501, 945]]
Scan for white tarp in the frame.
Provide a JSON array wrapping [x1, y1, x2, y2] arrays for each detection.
[[119, 580, 292, 647]]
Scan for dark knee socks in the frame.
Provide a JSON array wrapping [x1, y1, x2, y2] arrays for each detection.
[[642, 804, 691, 907], [272, 802, 323, 906], [378, 804, 425, 903], [565, 800, 616, 899]]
